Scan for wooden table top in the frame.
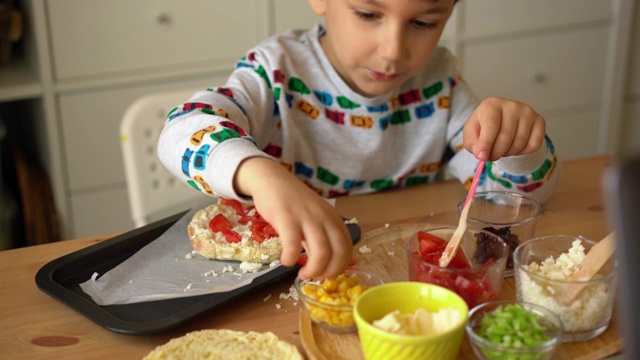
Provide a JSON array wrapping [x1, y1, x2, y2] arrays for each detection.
[[0, 156, 621, 359]]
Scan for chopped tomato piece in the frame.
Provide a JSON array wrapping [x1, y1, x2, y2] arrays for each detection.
[[417, 231, 446, 255], [455, 275, 483, 299], [222, 229, 242, 243], [262, 224, 278, 238], [209, 214, 233, 232], [297, 253, 308, 266], [219, 198, 244, 215], [449, 249, 471, 269]]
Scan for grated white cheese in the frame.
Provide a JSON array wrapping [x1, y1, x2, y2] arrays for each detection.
[[359, 245, 372, 254], [184, 283, 193, 292], [279, 285, 299, 301], [344, 217, 358, 224], [264, 294, 272, 302], [240, 261, 263, 273], [202, 270, 219, 277]]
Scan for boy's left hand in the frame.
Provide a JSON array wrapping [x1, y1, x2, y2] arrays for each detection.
[[463, 97, 546, 162]]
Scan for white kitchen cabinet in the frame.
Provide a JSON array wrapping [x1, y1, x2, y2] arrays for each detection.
[[0, 0, 636, 241], [454, 0, 634, 161]]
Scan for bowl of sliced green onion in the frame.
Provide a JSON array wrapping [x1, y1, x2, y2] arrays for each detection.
[[466, 300, 564, 360]]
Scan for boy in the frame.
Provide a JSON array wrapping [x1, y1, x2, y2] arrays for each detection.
[[158, 0, 559, 280]]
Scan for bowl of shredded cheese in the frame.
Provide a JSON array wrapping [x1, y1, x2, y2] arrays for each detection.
[[354, 281, 469, 360], [294, 267, 383, 333], [513, 235, 618, 342]]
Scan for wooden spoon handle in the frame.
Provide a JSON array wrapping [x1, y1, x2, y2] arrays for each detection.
[[439, 201, 471, 268]]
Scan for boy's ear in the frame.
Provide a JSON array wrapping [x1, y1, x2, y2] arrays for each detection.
[[307, 0, 327, 16]]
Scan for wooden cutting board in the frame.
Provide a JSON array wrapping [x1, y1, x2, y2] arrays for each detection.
[[299, 223, 624, 360]]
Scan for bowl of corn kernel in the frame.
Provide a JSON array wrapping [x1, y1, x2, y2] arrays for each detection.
[[294, 267, 384, 332]]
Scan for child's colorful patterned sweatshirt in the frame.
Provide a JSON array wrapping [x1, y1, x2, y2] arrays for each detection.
[[158, 25, 560, 204]]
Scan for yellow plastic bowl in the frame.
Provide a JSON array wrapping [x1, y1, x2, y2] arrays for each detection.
[[354, 281, 469, 360]]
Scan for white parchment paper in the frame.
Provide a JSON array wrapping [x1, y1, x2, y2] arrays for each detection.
[[79, 204, 285, 305]]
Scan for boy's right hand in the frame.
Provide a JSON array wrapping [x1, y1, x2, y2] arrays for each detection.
[[234, 157, 353, 280]]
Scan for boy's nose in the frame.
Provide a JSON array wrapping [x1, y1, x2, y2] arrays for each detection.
[[377, 26, 406, 62]]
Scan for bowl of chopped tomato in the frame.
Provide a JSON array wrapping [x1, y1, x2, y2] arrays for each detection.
[[466, 300, 564, 360], [405, 227, 508, 309]]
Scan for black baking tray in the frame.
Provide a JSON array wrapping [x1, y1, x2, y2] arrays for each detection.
[[35, 211, 361, 335]]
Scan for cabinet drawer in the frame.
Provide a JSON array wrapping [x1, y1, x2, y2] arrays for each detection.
[[462, 0, 612, 38], [59, 77, 223, 192], [46, 0, 265, 79], [461, 26, 608, 112]]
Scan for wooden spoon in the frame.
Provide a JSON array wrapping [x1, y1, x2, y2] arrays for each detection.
[[439, 161, 485, 268], [560, 232, 616, 306], [439, 200, 472, 267]]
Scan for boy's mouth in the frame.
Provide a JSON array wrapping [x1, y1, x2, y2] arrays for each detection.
[[368, 69, 400, 82]]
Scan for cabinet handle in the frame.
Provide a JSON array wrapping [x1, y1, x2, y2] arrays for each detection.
[[156, 13, 172, 25]]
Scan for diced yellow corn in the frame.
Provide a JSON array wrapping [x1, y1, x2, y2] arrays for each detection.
[[301, 272, 370, 328]]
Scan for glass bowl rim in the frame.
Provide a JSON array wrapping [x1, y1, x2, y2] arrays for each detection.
[[293, 267, 384, 311], [405, 226, 509, 272], [513, 235, 618, 284], [457, 190, 542, 227], [465, 300, 564, 354]]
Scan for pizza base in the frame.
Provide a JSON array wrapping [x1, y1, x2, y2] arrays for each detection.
[[188, 202, 281, 264], [143, 329, 304, 360]]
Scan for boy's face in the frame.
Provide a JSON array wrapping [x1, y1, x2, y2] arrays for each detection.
[[309, 0, 454, 97]]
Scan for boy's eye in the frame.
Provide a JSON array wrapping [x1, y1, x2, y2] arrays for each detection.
[[412, 19, 438, 29], [354, 9, 379, 21]]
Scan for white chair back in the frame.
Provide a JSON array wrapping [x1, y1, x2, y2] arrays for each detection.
[[120, 89, 207, 227]]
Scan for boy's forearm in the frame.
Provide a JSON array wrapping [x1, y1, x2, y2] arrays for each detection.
[[233, 157, 283, 198]]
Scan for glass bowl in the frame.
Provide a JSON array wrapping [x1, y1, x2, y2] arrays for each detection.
[[513, 235, 618, 342], [466, 300, 564, 360], [406, 226, 508, 309], [458, 191, 541, 276], [294, 267, 383, 333]]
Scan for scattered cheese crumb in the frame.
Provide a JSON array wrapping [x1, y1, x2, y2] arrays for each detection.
[[385, 223, 390, 228], [275, 303, 282, 310], [222, 265, 235, 273], [185, 252, 193, 259], [279, 285, 299, 301], [240, 261, 263, 273], [388, 251, 395, 256], [269, 260, 281, 268], [184, 283, 193, 292], [344, 217, 358, 224], [264, 294, 272, 302], [129, 280, 134, 283], [359, 245, 372, 254], [202, 270, 219, 277]]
